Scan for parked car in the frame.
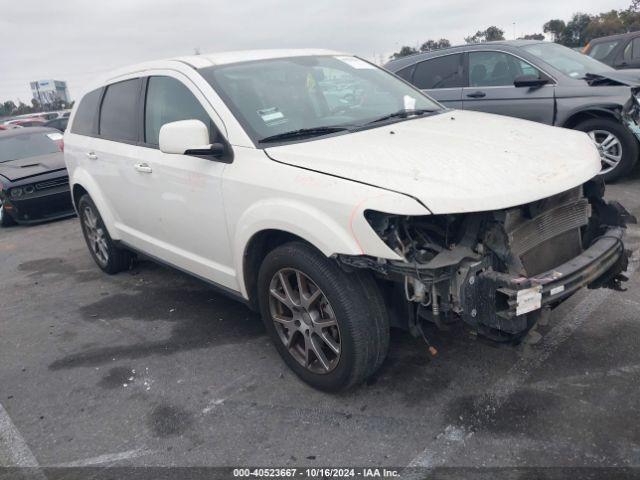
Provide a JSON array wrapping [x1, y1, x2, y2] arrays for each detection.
[[385, 40, 640, 181], [65, 49, 633, 391], [0, 127, 74, 226], [583, 32, 640, 69], [10, 119, 47, 127], [44, 117, 69, 132]]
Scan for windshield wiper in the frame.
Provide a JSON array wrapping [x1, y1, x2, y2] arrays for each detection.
[[364, 109, 436, 126], [582, 72, 624, 86], [258, 126, 351, 144]]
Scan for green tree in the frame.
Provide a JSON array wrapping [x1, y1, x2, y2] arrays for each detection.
[[420, 38, 451, 52], [559, 13, 593, 47], [1, 101, 16, 116], [520, 33, 545, 40], [389, 45, 418, 60], [543, 19, 566, 42], [465, 26, 505, 43]]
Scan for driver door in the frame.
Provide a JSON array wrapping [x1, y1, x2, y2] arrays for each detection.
[[119, 73, 235, 289], [462, 51, 555, 125]]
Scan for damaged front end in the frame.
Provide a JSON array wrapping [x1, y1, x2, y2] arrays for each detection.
[[623, 86, 640, 140], [338, 178, 635, 342]]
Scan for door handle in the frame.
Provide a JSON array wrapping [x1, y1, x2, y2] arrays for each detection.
[[134, 162, 152, 173], [86, 152, 98, 160], [466, 91, 486, 98]]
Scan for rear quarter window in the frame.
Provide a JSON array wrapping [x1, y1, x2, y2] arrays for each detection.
[[99, 78, 141, 142], [70, 88, 102, 136]]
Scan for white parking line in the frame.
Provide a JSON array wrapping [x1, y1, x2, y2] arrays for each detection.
[[53, 448, 152, 467], [0, 403, 39, 467], [406, 259, 638, 469], [0, 402, 47, 479]]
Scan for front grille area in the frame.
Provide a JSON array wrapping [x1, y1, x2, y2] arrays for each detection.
[[503, 186, 590, 276], [508, 198, 591, 257], [35, 176, 69, 191]]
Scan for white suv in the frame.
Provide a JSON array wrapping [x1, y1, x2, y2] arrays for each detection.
[[65, 49, 632, 391]]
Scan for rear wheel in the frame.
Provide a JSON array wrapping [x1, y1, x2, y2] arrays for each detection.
[[258, 241, 389, 392], [78, 194, 132, 274], [0, 201, 16, 227], [574, 117, 638, 182]]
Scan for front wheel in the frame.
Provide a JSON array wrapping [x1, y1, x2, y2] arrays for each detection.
[[258, 242, 389, 392], [78, 194, 132, 274], [574, 117, 639, 182]]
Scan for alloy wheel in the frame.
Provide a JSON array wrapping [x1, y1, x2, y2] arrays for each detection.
[[268, 268, 341, 374], [82, 205, 109, 266], [588, 129, 622, 175]]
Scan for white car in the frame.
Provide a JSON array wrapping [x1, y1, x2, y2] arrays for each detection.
[[64, 49, 633, 391]]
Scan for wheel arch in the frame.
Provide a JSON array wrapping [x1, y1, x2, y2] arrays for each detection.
[[561, 105, 622, 129], [242, 229, 316, 311], [233, 200, 366, 308], [69, 171, 120, 239]]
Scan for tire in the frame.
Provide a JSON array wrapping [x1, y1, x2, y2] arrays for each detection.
[[78, 194, 132, 274], [574, 117, 639, 182], [258, 241, 389, 392], [0, 201, 16, 227]]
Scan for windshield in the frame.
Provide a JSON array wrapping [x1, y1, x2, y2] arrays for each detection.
[[0, 132, 60, 163], [587, 40, 620, 60], [199, 55, 442, 144], [522, 42, 614, 78]]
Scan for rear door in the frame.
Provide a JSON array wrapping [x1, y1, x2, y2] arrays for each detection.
[[89, 77, 145, 232], [401, 53, 465, 108], [462, 50, 555, 125]]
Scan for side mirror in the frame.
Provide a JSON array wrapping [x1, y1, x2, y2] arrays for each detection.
[[159, 119, 225, 158], [514, 75, 549, 88]]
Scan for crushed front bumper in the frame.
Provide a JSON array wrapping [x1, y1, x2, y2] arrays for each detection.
[[460, 226, 628, 336]]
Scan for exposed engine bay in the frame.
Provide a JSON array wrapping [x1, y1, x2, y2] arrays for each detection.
[[338, 178, 635, 342]]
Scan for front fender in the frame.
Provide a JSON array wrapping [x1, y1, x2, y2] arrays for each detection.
[[233, 193, 429, 298]]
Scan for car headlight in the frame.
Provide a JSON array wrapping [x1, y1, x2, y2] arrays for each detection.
[[10, 187, 23, 199]]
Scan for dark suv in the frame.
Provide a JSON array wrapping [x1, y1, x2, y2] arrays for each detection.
[[385, 40, 640, 181], [584, 32, 640, 70]]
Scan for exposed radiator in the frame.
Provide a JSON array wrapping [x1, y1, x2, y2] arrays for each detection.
[[508, 198, 591, 257], [502, 186, 590, 276]]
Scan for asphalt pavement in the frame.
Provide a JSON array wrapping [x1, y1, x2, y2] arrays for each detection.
[[1, 172, 640, 478]]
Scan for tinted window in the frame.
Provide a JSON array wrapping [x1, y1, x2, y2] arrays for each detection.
[[412, 54, 464, 89], [0, 132, 60, 162], [624, 37, 640, 60], [468, 51, 542, 87], [395, 66, 415, 82], [144, 76, 212, 145], [99, 79, 141, 142], [587, 40, 619, 60], [71, 88, 102, 135]]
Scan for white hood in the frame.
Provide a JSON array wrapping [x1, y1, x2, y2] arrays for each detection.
[[266, 110, 601, 214]]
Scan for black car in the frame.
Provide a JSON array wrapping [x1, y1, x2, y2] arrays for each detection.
[[0, 127, 74, 226], [584, 32, 640, 69], [43, 117, 69, 132]]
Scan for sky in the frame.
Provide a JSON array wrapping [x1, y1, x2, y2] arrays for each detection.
[[0, 0, 631, 104]]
